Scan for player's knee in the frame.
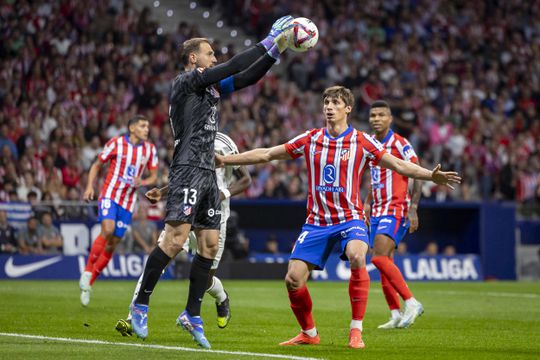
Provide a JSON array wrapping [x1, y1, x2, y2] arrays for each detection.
[[347, 252, 366, 268], [101, 227, 115, 239], [285, 273, 304, 291]]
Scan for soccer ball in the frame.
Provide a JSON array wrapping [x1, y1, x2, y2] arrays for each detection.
[[286, 17, 319, 52]]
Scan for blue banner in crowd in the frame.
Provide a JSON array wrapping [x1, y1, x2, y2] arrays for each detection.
[[249, 253, 483, 281], [0, 254, 174, 280]]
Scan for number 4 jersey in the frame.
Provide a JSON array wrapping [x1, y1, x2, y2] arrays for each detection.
[[98, 135, 159, 212], [369, 129, 418, 218]]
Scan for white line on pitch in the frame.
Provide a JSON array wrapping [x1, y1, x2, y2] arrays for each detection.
[[0, 332, 324, 360]]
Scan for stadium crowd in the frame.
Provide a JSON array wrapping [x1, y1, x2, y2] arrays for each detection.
[[0, 0, 539, 234]]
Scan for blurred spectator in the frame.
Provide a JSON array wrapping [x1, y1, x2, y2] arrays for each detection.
[[0, 210, 18, 253], [0, 0, 539, 217], [421, 242, 439, 256], [18, 217, 44, 255], [443, 245, 457, 256], [130, 205, 158, 254], [396, 242, 409, 256], [0, 194, 32, 231], [39, 213, 63, 254], [263, 234, 280, 254]]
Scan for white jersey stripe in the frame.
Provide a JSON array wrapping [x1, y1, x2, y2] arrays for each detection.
[[333, 136, 346, 223], [105, 137, 123, 199], [319, 135, 332, 225], [382, 136, 395, 216], [347, 130, 361, 220]]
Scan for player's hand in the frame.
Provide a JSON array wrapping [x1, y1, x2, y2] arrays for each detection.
[[83, 188, 94, 202], [215, 153, 225, 168], [431, 164, 461, 189], [268, 15, 294, 38], [145, 188, 162, 204], [363, 204, 371, 226], [133, 177, 143, 187], [408, 208, 419, 233]]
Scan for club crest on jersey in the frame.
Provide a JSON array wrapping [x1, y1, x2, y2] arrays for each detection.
[[183, 205, 192, 216], [340, 149, 350, 161]]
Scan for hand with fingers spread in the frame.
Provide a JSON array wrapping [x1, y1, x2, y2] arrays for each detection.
[[260, 15, 294, 55], [431, 164, 462, 189]]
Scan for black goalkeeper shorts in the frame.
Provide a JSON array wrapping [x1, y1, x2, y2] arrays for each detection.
[[165, 166, 221, 229]]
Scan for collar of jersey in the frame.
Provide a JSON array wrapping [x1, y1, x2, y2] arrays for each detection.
[[124, 134, 144, 147], [324, 124, 352, 140], [380, 129, 394, 144]]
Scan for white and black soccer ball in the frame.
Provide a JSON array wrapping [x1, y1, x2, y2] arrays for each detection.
[[286, 17, 319, 52]]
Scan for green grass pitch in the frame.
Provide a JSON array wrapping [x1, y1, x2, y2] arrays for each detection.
[[0, 280, 539, 359]]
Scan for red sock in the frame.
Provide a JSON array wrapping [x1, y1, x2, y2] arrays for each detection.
[[349, 267, 370, 320], [372, 256, 412, 300], [381, 272, 401, 310], [90, 250, 113, 285], [85, 235, 107, 272], [288, 285, 315, 331]]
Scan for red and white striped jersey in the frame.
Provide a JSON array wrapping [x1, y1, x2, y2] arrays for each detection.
[[369, 129, 418, 218], [285, 125, 386, 226], [98, 135, 158, 212]]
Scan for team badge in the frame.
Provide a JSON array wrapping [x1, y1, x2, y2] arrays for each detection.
[[183, 205, 192, 216], [340, 149, 350, 161]]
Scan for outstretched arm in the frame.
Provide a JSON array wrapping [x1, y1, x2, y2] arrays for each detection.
[[196, 16, 292, 91], [216, 144, 292, 167], [378, 153, 461, 188]]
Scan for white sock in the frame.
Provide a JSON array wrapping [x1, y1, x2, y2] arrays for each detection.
[[391, 309, 401, 320], [405, 297, 419, 307], [350, 320, 363, 331], [206, 276, 227, 304], [302, 327, 318, 337]]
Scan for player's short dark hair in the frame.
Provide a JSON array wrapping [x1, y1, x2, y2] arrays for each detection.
[[127, 115, 148, 134], [370, 100, 391, 110], [323, 86, 355, 108], [180, 38, 210, 66]]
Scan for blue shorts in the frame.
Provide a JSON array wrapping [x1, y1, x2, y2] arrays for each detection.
[[97, 198, 132, 238], [369, 215, 409, 247], [290, 219, 369, 270]]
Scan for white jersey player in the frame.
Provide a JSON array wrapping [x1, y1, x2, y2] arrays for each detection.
[[116, 133, 251, 335]]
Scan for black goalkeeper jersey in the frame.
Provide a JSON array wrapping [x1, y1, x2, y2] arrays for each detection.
[[169, 69, 220, 171]]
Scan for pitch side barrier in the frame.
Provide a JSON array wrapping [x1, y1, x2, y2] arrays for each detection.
[[231, 199, 516, 280], [0, 253, 481, 281], [0, 200, 516, 280]]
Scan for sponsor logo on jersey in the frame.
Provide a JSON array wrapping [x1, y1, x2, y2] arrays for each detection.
[[315, 185, 345, 193], [323, 164, 336, 183]]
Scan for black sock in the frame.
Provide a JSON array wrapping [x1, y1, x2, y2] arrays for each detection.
[[185, 254, 213, 316], [135, 246, 171, 305]]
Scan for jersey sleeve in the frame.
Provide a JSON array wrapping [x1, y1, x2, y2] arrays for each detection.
[[359, 132, 386, 165], [98, 138, 117, 163], [147, 143, 159, 170], [398, 138, 419, 164], [284, 130, 311, 159]]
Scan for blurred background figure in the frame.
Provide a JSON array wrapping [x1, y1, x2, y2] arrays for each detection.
[[0, 210, 18, 254], [421, 242, 439, 256]]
